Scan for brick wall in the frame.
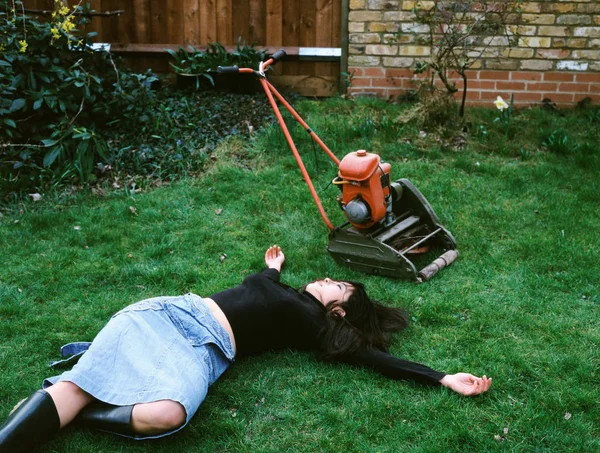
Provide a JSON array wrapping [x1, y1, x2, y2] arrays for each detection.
[[347, 0, 600, 107]]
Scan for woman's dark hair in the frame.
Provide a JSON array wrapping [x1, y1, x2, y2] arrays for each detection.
[[317, 281, 409, 360]]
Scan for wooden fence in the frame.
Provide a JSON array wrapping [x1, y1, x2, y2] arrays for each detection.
[[23, 0, 344, 95]]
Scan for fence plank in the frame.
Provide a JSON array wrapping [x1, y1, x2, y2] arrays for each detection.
[[265, 0, 282, 46], [131, 0, 151, 43], [216, 0, 233, 43], [149, 0, 167, 42], [183, 0, 199, 45], [232, 0, 249, 43], [315, 0, 333, 76], [248, 0, 265, 43], [282, 0, 300, 75], [167, 0, 184, 44], [200, 0, 217, 43]]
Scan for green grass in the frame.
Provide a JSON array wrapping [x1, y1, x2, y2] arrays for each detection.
[[0, 97, 599, 452]]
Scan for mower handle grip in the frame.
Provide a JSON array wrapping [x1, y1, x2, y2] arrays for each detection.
[[217, 65, 240, 74], [270, 49, 286, 64]]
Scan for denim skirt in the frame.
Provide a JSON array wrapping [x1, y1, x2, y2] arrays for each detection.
[[43, 293, 235, 439]]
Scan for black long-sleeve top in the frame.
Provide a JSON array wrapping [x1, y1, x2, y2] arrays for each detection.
[[210, 268, 445, 385]]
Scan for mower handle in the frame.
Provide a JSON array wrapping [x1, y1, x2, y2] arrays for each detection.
[[270, 49, 286, 64], [218, 50, 286, 74], [217, 65, 240, 74]]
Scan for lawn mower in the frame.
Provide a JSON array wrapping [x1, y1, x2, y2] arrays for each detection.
[[218, 50, 458, 281]]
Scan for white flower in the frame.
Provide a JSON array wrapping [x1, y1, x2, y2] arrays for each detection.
[[494, 96, 509, 111]]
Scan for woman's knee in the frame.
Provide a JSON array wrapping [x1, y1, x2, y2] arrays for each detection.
[[131, 400, 186, 434]]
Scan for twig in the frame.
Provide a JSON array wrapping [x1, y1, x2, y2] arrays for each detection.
[[23, 9, 124, 17]]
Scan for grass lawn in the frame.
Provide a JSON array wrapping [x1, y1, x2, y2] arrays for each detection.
[[0, 96, 599, 452]]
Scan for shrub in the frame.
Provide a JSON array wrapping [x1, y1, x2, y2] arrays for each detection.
[[0, 1, 157, 193]]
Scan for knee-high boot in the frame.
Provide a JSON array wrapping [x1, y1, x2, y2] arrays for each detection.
[[0, 390, 61, 453], [75, 401, 135, 437]]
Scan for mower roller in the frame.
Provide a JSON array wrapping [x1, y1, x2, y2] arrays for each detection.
[[218, 50, 458, 281]]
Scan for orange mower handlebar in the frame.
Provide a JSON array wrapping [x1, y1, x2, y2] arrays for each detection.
[[217, 49, 338, 231]]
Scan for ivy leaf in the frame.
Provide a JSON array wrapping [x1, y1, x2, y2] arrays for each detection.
[[33, 98, 43, 110], [43, 147, 61, 168], [9, 98, 26, 112], [3, 118, 17, 128], [41, 139, 58, 147]]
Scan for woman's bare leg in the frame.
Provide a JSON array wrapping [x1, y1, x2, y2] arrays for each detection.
[[130, 400, 186, 436], [44, 382, 95, 428]]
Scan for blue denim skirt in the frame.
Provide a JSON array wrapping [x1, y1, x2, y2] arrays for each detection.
[[43, 293, 235, 439]]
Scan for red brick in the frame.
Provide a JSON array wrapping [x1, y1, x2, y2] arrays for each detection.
[[468, 80, 496, 90], [351, 77, 372, 87], [543, 72, 575, 82], [364, 67, 385, 77], [542, 93, 574, 103], [384, 68, 413, 78], [479, 70, 510, 80], [511, 71, 543, 81], [453, 90, 481, 100], [496, 81, 527, 91], [587, 94, 600, 103], [513, 91, 544, 102], [559, 83, 590, 93], [350, 68, 364, 77], [480, 91, 507, 100], [574, 94, 595, 103], [375, 77, 403, 87], [527, 82, 559, 91], [575, 73, 600, 83]]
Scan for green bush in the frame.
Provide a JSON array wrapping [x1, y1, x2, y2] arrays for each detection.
[[0, 2, 157, 192]]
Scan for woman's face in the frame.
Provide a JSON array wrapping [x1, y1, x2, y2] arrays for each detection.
[[304, 278, 353, 307]]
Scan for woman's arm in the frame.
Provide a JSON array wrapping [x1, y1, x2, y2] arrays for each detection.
[[264, 245, 285, 272], [339, 347, 492, 396]]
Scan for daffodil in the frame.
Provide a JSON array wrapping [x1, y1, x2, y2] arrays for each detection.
[[494, 96, 509, 111]]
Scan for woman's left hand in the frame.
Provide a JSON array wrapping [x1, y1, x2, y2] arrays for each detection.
[[265, 245, 285, 272], [440, 373, 492, 396]]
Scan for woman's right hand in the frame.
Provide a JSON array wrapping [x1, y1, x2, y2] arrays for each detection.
[[265, 245, 285, 272], [440, 373, 492, 396]]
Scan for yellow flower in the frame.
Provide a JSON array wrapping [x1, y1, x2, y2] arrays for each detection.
[[18, 40, 28, 53], [494, 96, 509, 111], [50, 27, 61, 42], [62, 19, 76, 33]]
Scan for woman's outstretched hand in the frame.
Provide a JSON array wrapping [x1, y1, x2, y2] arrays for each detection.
[[440, 373, 492, 396], [265, 245, 285, 272]]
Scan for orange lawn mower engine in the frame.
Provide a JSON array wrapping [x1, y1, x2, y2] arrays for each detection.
[[334, 150, 393, 230]]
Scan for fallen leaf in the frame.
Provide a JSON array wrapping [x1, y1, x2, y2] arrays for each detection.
[[219, 253, 227, 263], [128, 253, 134, 259], [564, 412, 572, 420], [29, 193, 42, 202], [215, 208, 223, 215], [129, 206, 138, 216], [74, 226, 81, 231], [494, 435, 502, 442]]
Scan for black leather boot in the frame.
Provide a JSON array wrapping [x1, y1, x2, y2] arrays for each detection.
[[75, 401, 135, 437], [0, 390, 61, 453]]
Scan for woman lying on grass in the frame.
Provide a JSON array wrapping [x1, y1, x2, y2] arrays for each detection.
[[0, 245, 491, 451]]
